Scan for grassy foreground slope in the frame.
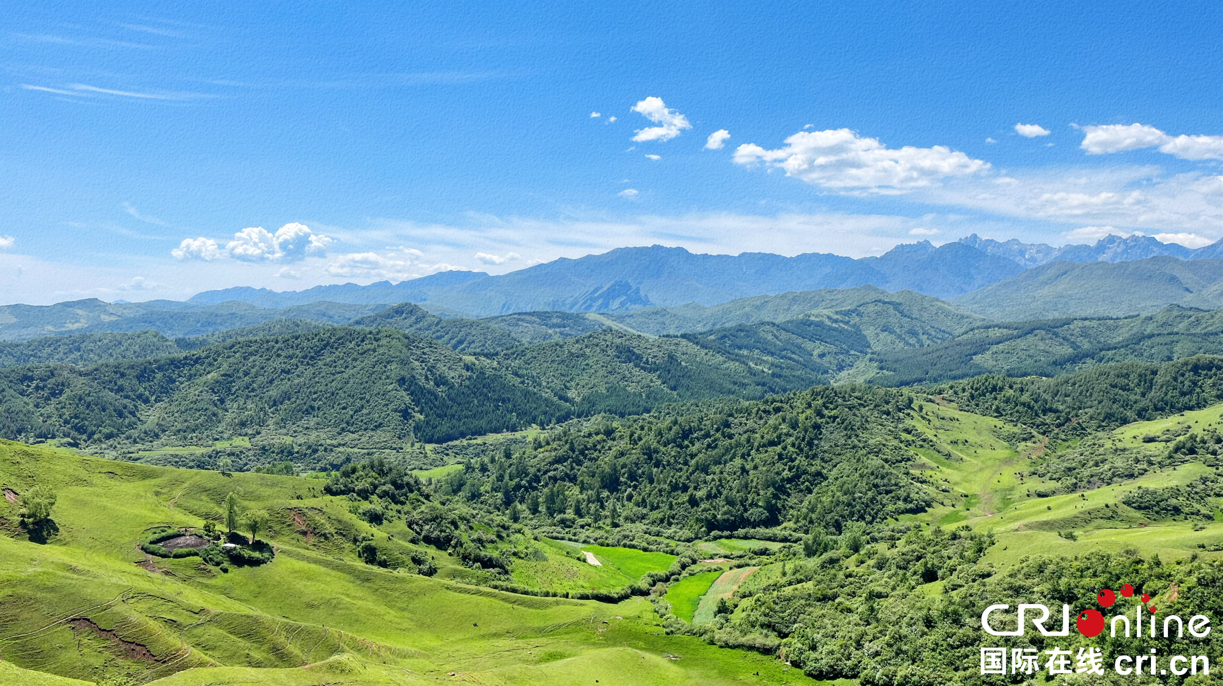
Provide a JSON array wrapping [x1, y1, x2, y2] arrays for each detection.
[[0, 441, 812, 685]]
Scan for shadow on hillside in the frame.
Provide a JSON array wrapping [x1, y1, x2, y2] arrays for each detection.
[[24, 518, 59, 544]]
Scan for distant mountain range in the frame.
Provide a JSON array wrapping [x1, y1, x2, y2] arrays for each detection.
[[5, 234, 1223, 337], [184, 233, 1222, 317]]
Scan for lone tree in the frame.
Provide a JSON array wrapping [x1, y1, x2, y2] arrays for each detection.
[[218, 457, 233, 476], [20, 485, 56, 524], [245, 510, 269, 545], [223, 492, 241, 534]]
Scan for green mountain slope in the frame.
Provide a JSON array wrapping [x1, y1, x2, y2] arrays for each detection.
[[13, 354, 1223, 684], [0, 441, 801, 686], [493, 329, 822, 415], [480, 311, 611, 344], [350, 302, 521, 353], [0, 328, 566, 448], [0, 330, 183, 368], [867, 305, 1223, 385], [606, 285, 983, 335], [953, 256, 1223, 319]]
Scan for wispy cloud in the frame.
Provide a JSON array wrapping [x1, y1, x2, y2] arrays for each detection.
[[11, 33, 156, 49], [122, 202, 170, 227], [116, 23, 186, 38], [21, 82, 217, 101]]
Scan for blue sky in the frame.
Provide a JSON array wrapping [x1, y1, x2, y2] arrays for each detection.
[[2, 1, 1222, 303]]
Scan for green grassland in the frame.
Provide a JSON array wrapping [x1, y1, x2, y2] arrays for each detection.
[[410, 463, 464, 480], [0, 440, 817, 685], [508, 539, 639, 593], [907, 400, 1223, 566], [664, 571, 722, 623], [581, 546, 677, 581]]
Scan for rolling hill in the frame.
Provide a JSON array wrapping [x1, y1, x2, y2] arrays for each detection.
[[953, 256, 1223, 319]]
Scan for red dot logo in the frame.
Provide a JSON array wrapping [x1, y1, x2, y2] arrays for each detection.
[[1077, 609, 1105, 637], [1097, 588, 1116, 607], [1120, 584, 1134, 598], [1141, 593, 1151, 603], [1150, 606, 1158, 613]]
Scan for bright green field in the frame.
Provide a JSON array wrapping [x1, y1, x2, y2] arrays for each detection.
[[410, 463, 464, 480], [665, 571, 722, 622], [0, 440, 817, 685], [510, 539, 639, 592], [582, 545, 677, 580]]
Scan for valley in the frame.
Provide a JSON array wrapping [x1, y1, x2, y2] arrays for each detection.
[[9, 240, 1223, 684]]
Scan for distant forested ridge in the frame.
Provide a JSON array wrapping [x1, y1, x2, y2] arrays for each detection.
[[865, 305, 1223, 386], [0, 328, 567, 448]]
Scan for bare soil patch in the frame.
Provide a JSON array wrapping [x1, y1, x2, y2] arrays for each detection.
[[69, 618, 156, 661], [3, 488, 17, 504], [292, 510, 315, 541], [160, 534, 211, 551]]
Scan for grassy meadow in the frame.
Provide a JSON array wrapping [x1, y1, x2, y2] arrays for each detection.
[[0, 440, 816, 685]]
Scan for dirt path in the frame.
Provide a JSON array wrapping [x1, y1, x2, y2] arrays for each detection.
[[583, 551, 601, 566]]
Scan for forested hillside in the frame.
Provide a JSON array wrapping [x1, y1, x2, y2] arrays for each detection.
[[0, 328, 567, 449], [350, 302, 521, 353], [437, 384, 931, 535], [866, 305, 1223, 385]]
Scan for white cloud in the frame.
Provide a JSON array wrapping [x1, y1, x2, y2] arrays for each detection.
[[226, 227, 278, 261], [1015, 123, 1050, 138], [1081, 123, 1171, 154], [326, 247, 462, 282], [474, 251, 520, 265], [630, 97, 691, 142], [590, 111, 601, 118], [1064, 226, 1130, 242], [733, 128, 990, 193], [985, 137, 997, 144], [0, 235, 14, 250], [618, 188, 639, 199], [118, 276, 159, 292], [268, 222, 334, 260], [1154, 232, 1214, 248], [608, 116, 617, 123], [909, 228, 940, 236], [174, 223, 332, 262], [644, 154, 660, 160], [1159, 135, 1223, 161], [276, 267, 301, 279], [705, 129, 731, 150], [1080, 123, 1223, 161], [171, 237, 222, 261]]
